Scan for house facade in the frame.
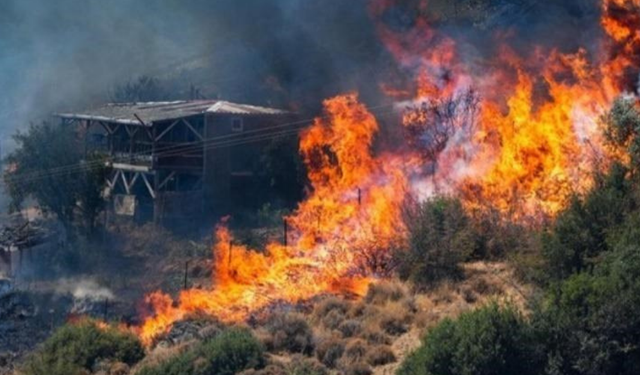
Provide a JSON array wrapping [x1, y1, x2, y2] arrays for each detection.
[[56, 100, 294, 224]]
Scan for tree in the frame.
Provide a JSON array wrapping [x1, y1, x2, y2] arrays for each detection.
[[403, 90, 479, 173], [397, 197, 476, 288], [3, 121, 109, 235]]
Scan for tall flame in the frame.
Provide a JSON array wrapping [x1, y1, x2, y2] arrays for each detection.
[[139, 94, 412, 345]]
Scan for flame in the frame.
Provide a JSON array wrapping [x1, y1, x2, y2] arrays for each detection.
[[139, 94, 412, 345], [374, 0, 639, 218], [137, 1, 640, 343]]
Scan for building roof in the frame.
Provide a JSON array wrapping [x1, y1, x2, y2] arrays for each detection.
[[56, 100, 290, 126]]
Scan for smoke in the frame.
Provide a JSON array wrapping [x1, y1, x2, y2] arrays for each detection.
[[54, 278, 114, 301]]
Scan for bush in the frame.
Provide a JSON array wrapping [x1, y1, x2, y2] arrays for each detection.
[[398, 303, 538, 375], [314, 337, 345, 369], [364, 280, 408, 305], [532, 226, 640, 375], [22, 320, 144, 375], [343, 361, 372, 375], [338, 319, 362, 338], [265, 313, 314, 354], [398, 197, 476, 289], [138, 327, 265, 375], [342, 339, 368, 363], [365, 345, 396, 366]]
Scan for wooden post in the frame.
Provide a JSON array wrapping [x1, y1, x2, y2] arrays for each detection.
[[183, 260, 190, 289], [228, 241, 233, 268], [103, 298, 109, 320], [358, 188, 361, 206], [283, 218, 288, 247]]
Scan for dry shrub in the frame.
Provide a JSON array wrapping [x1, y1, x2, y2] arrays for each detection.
[[469, 277, 501, 296], [322, 310, 345, 330], [365, 345, 396, 366], [314, 336, 345, 368], [359, 327, 391, 345], [364, 281, 409, 305], [343, 362, 372, 375], [239, 363, 286, 375], [461, 287, 477, 303], [414, 310, 440, 331], [287, 355, 328, 375], [378, 302, 413, 336], [264, 313, 314, 354], [108, 362, 130, 375], [347, 301, 367, 319], [313, 297, 349, 318], [338, 319, 362, 338], [342, 339, 369, 364]]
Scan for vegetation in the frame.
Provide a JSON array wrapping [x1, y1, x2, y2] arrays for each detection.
[[137, 327, 265, 375], [398, 197, 476, 288], [22, 320, 144, 375], [396, 98, 640, 375], [4, 121, 109, 235]]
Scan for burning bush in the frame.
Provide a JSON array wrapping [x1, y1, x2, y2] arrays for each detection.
[[137, 327, 265, 375], [21, 319, 144, 375]]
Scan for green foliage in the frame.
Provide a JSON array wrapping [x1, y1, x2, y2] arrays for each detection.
[[541, 162, 633, 282], [22, 320, 144, 375], [398, 197, 476, 288], [533, 219, 640, 375], [398, 303, 538, 375], [4, 121, 109, 235], [138, 327, 265, 375], [602, 97, 640, 165]]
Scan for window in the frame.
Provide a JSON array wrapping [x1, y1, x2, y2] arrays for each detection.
[[231, 117, 244, 132]]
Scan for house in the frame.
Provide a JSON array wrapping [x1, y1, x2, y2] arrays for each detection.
[[56, 100, 295, 224]]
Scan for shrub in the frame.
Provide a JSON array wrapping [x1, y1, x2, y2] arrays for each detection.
[[342, 339, 368, 363], [364, 280, 408, 305], [138, 327, 265, 375], [398, 303, 538, 375], [314, 337, 345, 369], [313, 297, 349, 320], [265, 313, 314, 354], [365, 345, 396, 366], [286, 355, 328, 375], [398, 197, 476, 289], [343, 361, 373, 375], [22, 320, 144, 375], [532, 229, 640, 375], [338, 319, 362, 338]]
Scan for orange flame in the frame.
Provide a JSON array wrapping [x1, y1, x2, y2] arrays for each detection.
[[139, 94, 412, 345]]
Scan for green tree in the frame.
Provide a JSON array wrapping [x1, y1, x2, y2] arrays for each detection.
[[398, 197, 476, 288], [3, 121, 109, 235]]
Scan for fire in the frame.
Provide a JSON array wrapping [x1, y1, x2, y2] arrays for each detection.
[[137, 1, 640, 343], [373, 0, 639, 218], [139, 94, 412, 345]]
